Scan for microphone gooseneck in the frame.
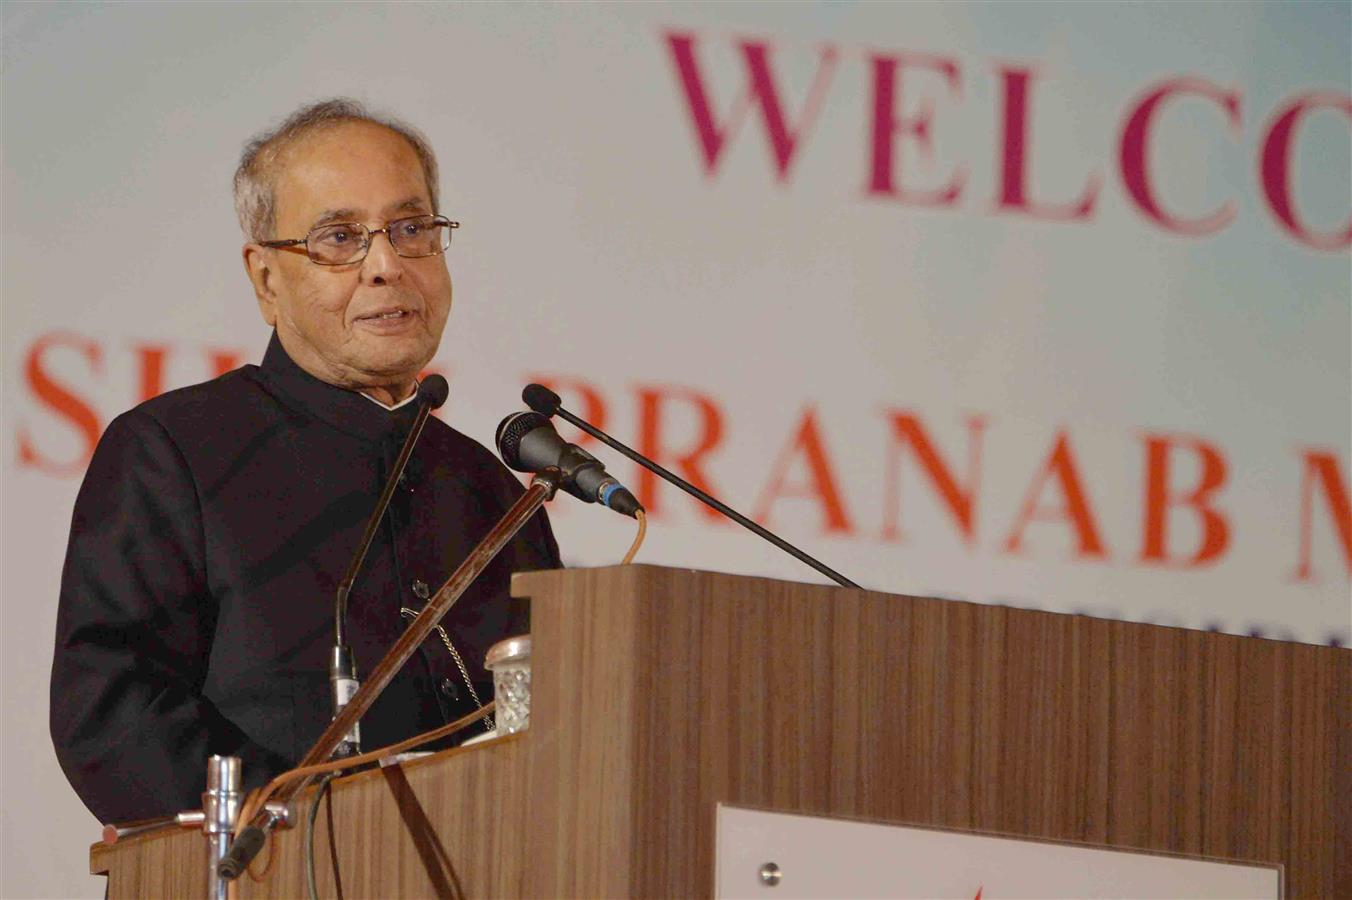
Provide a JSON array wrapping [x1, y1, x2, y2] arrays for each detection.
[[330, 374, 449, 757], [519, 383, 860, 589], [496, 411, 642, 518]]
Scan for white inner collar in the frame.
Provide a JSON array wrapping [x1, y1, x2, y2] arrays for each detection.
[[360, 385, 420, 411]]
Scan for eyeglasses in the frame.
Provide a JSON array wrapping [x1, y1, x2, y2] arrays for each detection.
[[260, 214, 459, 266]]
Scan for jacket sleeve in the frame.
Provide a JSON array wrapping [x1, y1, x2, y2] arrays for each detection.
[[49, 409, 289, 824]]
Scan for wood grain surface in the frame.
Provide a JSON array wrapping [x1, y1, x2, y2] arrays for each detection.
[[92, 565, 1349, 898]]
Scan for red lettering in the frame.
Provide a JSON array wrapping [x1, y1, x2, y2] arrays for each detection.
[[664, 32, 837, 181], [752, 406, 853, 534], [881, 412, 986, 543], [635, 385, 724, 520], [139, 345, 249, 403], [134, 343, 169, 403], [1003, 431, 1106, 559], [1260, 92, 1352, 251], [210, 350, 244, 377], [16, 333, 104, 477], [866, 52, 965, 206], [996, 66, 1101, 221], [1140, 434, 1230, 566], [1294, 450, 1352, 580], [1120, 78, 1242, 235]]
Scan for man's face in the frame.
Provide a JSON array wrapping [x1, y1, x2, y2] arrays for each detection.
[[244, 121, 452, 399]]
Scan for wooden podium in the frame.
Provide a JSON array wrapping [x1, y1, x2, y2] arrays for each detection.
[[91, 565, 1349, 897]]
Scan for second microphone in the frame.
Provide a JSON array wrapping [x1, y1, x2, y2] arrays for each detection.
[[496, 411, 642, 518]]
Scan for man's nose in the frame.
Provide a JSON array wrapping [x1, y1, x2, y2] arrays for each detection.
[[360, 230, 404, 285]]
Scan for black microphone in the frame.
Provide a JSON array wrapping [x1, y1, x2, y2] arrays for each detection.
[[416, 375, 450, 411], [496, 411, 642, 518], [520, 383, 860, 588], [523, 382, 562, 417], [330, 374, 449, 757]]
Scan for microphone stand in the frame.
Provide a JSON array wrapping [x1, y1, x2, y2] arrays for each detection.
[[330, 395, 438, 758], [531, 390, 860, 589], [218, 467, 563, 881]]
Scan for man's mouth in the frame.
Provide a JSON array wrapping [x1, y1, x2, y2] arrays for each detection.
[[357, 309, 411, 321]]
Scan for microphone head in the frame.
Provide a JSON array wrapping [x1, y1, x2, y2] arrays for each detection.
[[417, 375, 450, 410], [523, 383, 562, 417], [496, 410, 552, 471]]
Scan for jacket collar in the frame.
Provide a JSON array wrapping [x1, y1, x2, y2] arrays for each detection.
[[257, 331, 421, 442]]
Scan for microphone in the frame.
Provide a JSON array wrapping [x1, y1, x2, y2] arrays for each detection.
[[495, 411, 642, 518], [330, 375, 449, 757], [416, 375, 450, 411], [520, 383, 859, 588], [523, 382, 561, 417]]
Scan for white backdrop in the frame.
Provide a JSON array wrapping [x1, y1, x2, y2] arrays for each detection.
[[3, 2, 1348, 896]]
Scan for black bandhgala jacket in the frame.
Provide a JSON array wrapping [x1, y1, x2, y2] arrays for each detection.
[[50, 333, 560, 824]]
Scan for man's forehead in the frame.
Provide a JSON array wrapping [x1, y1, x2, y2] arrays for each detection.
[[274, 122, 432, 226], [311, 197, 429, 227]]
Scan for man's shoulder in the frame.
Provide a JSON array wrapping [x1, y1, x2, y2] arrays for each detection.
[[79, 365, 275, 497], [112, 364, 274, 446]]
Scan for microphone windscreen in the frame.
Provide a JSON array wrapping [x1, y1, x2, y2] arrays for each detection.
[[523, 383, 561, 417], [496, 410, 551, 471], [418, 375, 450, 410]]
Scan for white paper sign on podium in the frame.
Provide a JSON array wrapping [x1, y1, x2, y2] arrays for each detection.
[[715, 806, 1281, 899]]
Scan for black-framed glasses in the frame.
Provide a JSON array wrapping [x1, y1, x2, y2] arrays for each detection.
[[260, 214, 459, 266]]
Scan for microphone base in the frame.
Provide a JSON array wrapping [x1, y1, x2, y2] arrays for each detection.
[[330, 739, 362, 760]]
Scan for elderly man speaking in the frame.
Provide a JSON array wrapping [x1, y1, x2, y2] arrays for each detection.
[[50, 99, 560, 824]]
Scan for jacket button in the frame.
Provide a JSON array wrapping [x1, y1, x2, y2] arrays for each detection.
[[439, 678, 459, 701], [412, 579, 429, 599]]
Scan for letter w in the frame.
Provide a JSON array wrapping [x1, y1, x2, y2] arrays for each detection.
[[665, 32, 836, 181]]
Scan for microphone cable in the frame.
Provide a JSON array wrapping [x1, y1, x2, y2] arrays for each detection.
[[237, 492, 646, 889], [237, 496, 647, 885], [234, 703, 495, 883], [304, 774, 336, 900], [621, 508, 647, 565]]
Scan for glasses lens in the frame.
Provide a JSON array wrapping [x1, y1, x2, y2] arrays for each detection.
[[307, 223, 369, 265], [389, 215, 451, 258]]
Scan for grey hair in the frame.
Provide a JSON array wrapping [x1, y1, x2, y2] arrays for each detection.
[[233, 98, 440, 242]]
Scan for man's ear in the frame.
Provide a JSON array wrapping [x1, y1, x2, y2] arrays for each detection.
[[242, 244, 278, 326]]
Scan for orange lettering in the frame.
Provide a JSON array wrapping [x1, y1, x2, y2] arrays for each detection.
[[1003, 431, 1107, 559], [752, 406, 853, 534], [134, 343, 169, 403], [1294, 450, 1351, 580], [635, 385, 724, 520], [16, 333, 104, 477], [881, 411, 986, 543], [1139, 433, 1229, 566], [210, 350, 244, 377]]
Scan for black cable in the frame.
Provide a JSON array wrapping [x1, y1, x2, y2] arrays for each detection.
[[325, 771, 346, 900], [306, 774, 336, 900]]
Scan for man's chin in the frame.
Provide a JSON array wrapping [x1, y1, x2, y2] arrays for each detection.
[[347, 346, 436, 386]]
